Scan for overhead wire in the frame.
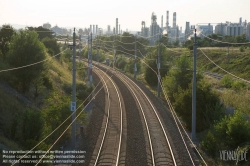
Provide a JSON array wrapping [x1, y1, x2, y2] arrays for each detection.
[[199, 32, 250, 45], [13, 47, 115, 165], [120, 43, 207, 165], [138, 47, 207, 165], [0, 48, 68, 73], [199, 48, 250, 84], [34, 60, 115, 165]]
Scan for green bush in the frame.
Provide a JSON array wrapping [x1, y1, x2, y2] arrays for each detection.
[[144, 58, 158, 86], [116, 56, 127, 70], [124, 60, 135, 74], [240, 46, 245, 52], [162, 54, 192, 101], [201, 111, 250, 157], [76, 83, 92, 101], [231, 80, 247, 91], [220, 75, 233, 88], [173, 81, 224, 132]]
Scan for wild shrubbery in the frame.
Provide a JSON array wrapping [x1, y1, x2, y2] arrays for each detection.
[[201, 111, 250, 160], [163, 54, 224, 132]]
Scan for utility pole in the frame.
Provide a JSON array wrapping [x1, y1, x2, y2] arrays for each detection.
[[71, 28, 76, 149], [192, 29, 197, 142], [157, 31, 161, 97], [97, 36, 99, 62], [113, 35, 116, 69], [89, 33, 93, 87], [79, 35, 81, 60], [87, 33, 90, 80], [227, 43, 229, 64], [134, 35, 137, 79]]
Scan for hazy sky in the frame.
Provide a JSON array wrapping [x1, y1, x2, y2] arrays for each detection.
[[1, 0, 250, 32]]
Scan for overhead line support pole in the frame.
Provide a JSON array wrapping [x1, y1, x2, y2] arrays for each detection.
[[87, 33, 90, 80], [71, 28, 76, 149], [192, 29, 197, 142], [113, 35, 116, 70], [134, 35, 137, 79], [157, 32, 161, 97], [89, 33, 93, 87]]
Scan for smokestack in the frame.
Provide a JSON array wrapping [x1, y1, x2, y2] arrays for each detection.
[[90, 25, 92, 33], [161, 15, 163, 29], [173, 12, 176, 28], [166, 11, 169, 28], [116, 18, 118, 34]]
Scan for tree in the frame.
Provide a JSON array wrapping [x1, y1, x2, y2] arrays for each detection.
[[0, 25, 15, 59], [173, 80, 224, 132], [144, 46, 169, 86], [42, 37, 60, 56], [202, 111, 250, 158], [162, 54, 193, 101], [7, 30, 47, 93], [28, 26, 54, 40]]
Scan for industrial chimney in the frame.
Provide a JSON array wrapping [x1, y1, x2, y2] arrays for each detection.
[[116, 18, 118, 34], [161, 15, 163, 29], [166, 11, 169, 28], [173, 12, 176, 28]]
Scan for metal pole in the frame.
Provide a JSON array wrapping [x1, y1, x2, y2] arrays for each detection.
[[89, 33, 93, 87], [87, 34, 90, 80], [71, 28, 76, 149], [97, 36, 99, 62], [192, 29, 197, 141], [157, 32, 161, 97], [113, 35, 116, 69], [134, 35, 137, 79]]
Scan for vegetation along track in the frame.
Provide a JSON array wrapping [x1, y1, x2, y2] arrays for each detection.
[[95, 62, 177, 166], [88, 66, 127, 166]]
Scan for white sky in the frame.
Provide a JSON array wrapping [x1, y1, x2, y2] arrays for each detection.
[[0, 0, 250, 32]]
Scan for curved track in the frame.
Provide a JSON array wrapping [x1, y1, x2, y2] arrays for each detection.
[[95, 62, 177, 166], [89, 66, 126, 166]]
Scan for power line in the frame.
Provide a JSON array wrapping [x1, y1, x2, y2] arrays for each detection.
[[199, 48, 250, 84], [0, 48, 68, 73], [199, 32, 250, 45]]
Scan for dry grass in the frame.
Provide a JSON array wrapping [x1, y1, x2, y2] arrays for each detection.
[[220, 89, 250, 116], [204, 75, 250, 116]]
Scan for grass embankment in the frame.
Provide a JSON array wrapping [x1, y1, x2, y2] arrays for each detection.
[[197, 47, 250, 116], [0, 52, 89, 152], [197, 47, 250, 79]]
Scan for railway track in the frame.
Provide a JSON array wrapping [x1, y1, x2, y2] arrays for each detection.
[[88, 66, 127, 166], [94, 62, 177, 166]]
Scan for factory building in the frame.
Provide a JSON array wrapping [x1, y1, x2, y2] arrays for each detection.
[[247, 23, 250, 40], [150, 12, 161, 45], [215, 18, 245, 37], [198, 24, 213, 36], [141, 21, 149, 37], [140, 10, 183, 44]]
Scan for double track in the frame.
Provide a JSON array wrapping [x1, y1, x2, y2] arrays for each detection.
[[95, 62, 177, 166]]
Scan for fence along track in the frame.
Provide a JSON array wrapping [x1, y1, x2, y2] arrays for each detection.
[[89, 66, 124, 166]]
